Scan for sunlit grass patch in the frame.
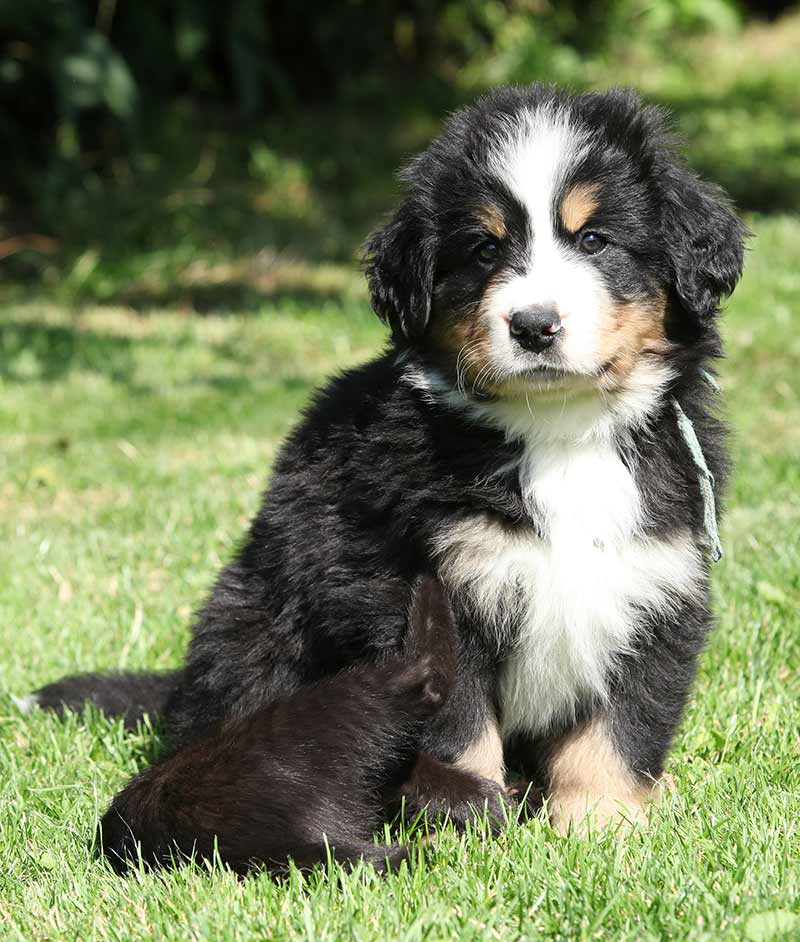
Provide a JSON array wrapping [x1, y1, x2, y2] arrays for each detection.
[[0, 214, 798, 941]]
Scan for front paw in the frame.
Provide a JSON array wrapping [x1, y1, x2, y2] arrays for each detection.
[[396, 753, 509, 833], [547, 787, 654, 835], [548, 773, 675, 835]]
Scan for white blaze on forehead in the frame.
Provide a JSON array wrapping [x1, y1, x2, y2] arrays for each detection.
[[489, 106, 587, 239], [484, 107, 610, 375]]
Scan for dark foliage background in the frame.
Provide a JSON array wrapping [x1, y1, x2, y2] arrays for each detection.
[[1, 0, 798, 296]]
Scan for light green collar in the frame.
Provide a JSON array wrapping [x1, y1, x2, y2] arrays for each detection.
[[670, 370, 723, 562]]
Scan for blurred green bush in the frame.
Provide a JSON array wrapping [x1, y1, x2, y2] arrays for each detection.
[[1, 0, 797, 292], [0, 1, 768, 207]]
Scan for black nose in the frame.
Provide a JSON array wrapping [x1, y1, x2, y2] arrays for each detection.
[[509, 305, 562, 353]]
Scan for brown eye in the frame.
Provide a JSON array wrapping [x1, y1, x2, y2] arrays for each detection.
[[578, 231, 607, 255], [475, 240, 500, 265]]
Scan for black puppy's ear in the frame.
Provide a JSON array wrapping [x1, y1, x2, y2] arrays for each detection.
[[660, 160, 746, 324], [364, 200, 435, 341]]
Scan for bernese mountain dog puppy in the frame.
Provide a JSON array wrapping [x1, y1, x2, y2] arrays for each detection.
[[100, 577, 460, 874], [32, 84, 745, 844]]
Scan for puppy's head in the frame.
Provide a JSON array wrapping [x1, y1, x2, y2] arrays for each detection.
[[365, 86, 745, 398]]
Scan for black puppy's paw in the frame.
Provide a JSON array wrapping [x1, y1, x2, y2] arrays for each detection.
[[396, 753, 509, 834]]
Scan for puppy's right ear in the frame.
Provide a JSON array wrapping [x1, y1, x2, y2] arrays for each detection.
[[364, 200, 436, 341]]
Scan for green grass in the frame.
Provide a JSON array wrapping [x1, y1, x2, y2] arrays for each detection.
[[1, 210, 798, 941], [2, 12, 800, 936]]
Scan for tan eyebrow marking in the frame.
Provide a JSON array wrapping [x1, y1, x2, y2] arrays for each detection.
[[560, 182, 601, 233], [476, 204, 506, 240]]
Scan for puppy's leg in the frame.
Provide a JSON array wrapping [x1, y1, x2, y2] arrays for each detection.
[[537, 595, 706, 834], [400, 644, 509, 831], [335, 843, 410, 874], [454, 698, 544, 818], [544, 717, 659, 834], [392, 711, 509, 831], [274, 842, 410, 875], [454, 713, 505, 786]]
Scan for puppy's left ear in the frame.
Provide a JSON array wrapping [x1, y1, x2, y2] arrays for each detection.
[[661, 161, 746, 324], [364, 199, 436, 341]]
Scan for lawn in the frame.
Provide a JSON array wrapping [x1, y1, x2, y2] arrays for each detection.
[[1, 210, 798, 941], [2, 11, 800, 938]]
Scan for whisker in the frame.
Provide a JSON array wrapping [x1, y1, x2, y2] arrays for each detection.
[[455, 339, 484, 396], [471, 361, 496, 395], [524, 388, 535, 421]]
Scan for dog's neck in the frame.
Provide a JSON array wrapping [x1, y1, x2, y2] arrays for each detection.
[[399, 353, 674, 448]]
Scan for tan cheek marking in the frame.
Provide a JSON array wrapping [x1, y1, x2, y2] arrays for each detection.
[[454, 715, 505, 786], [429, 277, 507, 390], [429, 311, 493, 386], [546, 719, 663, 834], [597, 294, 672, 388], [560, 183, 600, 233]]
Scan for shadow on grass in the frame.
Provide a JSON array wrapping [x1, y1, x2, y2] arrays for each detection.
[[0, 319, 333, 443], [112, 280, 355, 314], [0, 321, 136, 384]]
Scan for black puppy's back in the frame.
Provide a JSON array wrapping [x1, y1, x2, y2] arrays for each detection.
[[99, 577, 456, 875]]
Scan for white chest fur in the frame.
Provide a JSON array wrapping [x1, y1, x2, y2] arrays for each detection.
[[434, 435, 702, 738]]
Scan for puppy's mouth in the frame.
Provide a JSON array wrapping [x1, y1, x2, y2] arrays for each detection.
[[518, 363, 566, 375], [511, 353, 586, 382], [481, 362, 600, 400]]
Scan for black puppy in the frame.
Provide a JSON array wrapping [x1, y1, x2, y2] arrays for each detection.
[[99, 578, 460, 875]]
